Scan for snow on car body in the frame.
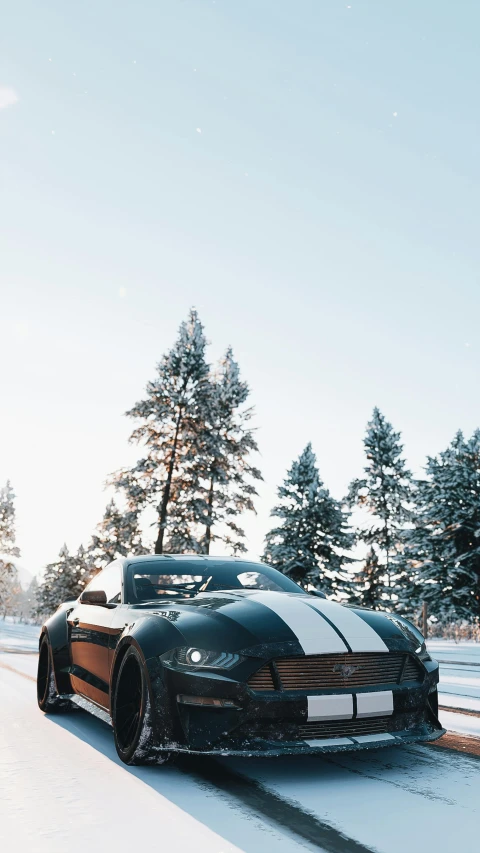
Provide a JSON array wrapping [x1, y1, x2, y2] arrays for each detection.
[[37, 555, 444, 764]]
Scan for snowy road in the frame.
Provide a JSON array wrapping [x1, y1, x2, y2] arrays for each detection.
[[1, 649, 480, 853], [428, 640, 480, 720], [0, 663, 311, 853], [0, 619, 39, 652]]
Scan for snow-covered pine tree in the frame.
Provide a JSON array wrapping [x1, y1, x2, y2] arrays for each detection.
[[1, 574, 35, 621], [0, 481, 20, 559], [0, 570, 22, 619], [88, 498, 147, 570], [401, 431, 480, 622], [112, 309, 209, 554], [36, 544, 91, 618], [191, 347, 262, 554], [26, 576, 40, 621], [0, 481, 21, 611], [263, 444, 354, 595], [347, 408, 413, 605], [347, 546, 384, 609]]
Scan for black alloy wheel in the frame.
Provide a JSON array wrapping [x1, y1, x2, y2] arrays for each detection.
[[112, 646, 170, 766], [37, 637, 50, 708], [37, 635, 70, 713], [114, 654, 142, 751]]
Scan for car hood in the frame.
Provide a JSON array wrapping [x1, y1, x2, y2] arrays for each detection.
[[139, 590, 415, 656]]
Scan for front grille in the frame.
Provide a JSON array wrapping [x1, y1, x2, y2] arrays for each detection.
[[247, 665, 275, 690], [403, 656, 421, 681], [231, 708, 426, 746], [297, 716, 390, 740], [247, 652, 423, 691]]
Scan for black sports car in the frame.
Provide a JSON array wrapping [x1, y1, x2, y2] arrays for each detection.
[[37, 555, 444, 764]]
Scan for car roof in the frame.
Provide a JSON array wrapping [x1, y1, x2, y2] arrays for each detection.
[[123, 554, 262, 565]]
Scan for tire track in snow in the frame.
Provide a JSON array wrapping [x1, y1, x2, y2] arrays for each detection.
[[183, 758, 378, 853], [320, 754, 457, 806]]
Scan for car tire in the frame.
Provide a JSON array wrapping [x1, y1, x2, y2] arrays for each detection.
[[112, 645, 172, 766], [37, 635, 72, 713]]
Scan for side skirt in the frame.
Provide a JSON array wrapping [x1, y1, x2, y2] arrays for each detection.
[[60, 692, 112, 726]]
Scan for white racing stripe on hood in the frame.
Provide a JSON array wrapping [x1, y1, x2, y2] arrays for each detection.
[[306, 599, 388, 652], [246, 592, 348, 654]]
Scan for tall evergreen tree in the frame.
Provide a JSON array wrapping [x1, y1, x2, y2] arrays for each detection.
[[112, 309, 209, 554], [36, 545, 91, 617], [0, 570, 22, 619], [401, 431, 480, 622], [88, 498, 147, 569], [347, 408, 413, 603], [263, 444, 354, 595], [0, 481, 21, 611], [0, 481, 20, 559], [192, 347, 262, 554], [26, 576, 40, 621], [1, 574, 36, 621], [347, 546, 384, 609]]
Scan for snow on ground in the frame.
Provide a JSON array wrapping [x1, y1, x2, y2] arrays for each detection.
[[439, 671, 480, 702], [2, 664, 480, 853], [225, 744, 480, 853], [0, 650, 38, 678], [0, 617, 39, 652], [428, 640, 480, 663], [0, 666, 310, 853], [440, 710, 480, 739], [427, 639, 480, 727], [438, 692, 480, 713]]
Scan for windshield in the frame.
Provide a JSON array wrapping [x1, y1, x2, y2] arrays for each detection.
[[126, 560, 303, 603]]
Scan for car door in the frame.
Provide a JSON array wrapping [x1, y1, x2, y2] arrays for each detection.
[[67, 561, 122, 709]]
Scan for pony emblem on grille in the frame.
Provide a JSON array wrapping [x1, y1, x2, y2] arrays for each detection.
[[333, 663, 361, 678]]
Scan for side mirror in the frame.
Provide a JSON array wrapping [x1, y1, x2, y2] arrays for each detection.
[[309, 589, 327, 599], [80, 589, 107, 606]]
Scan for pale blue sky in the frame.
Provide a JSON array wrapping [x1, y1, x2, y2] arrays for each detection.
[[1, 1, 479, 576]]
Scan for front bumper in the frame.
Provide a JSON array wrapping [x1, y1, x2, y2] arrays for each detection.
[[146, 654, 445, 756], [159, 725, 444, 757]]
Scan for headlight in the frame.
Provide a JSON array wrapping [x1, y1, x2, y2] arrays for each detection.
[[384, 614, 431, 661], [414, 642, 431, 662], [160, 647, 245, 671]]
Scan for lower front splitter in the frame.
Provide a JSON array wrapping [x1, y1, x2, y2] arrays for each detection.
[[160, 724, 446, 757]]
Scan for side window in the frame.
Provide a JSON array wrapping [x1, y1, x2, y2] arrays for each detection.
[[84, 561, 122, 603]]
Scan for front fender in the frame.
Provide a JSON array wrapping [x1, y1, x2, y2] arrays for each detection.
[[110, 615, 186, 745], [42, 602, 76, 694], [111, 614, 186, 699], [126, 614, 186, 661]]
